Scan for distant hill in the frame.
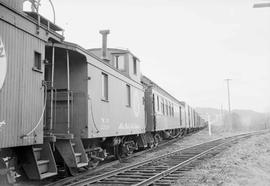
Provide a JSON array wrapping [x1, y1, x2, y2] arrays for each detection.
[[195, 107, 270, 131], [195, 107, 227, 126], [232, 109, 270, 130]]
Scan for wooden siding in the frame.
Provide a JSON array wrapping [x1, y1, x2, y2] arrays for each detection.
[[86, 55, 145, 138], [0, 15, 45, 148], [0, 0, 23, 11], [151, 89, 182, 131], [45, 44, 145, 139]]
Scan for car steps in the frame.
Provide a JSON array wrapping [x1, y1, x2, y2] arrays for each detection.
[[55, 138, 88, 170], [22, 143, 57, 180], [72, 138, 88, 168]]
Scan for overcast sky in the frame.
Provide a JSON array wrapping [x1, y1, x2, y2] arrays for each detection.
[[35, 0, 270, 113]]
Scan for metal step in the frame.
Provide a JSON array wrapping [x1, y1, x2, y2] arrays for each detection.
[[33, 147, 42, 160], [75, 153, 82, 163], [71, 138, 88, 168], [55, 138, 88, 170], [21, 143, 57, 180], [37, 160, 49, 174], [40, 172, 57, 179], [77, 162, 88, 168]]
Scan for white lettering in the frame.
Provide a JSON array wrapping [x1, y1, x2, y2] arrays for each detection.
[[118, 122, 140, 130], [133, 90, 140, 118], [0, 36, 7, 90], [0, 120, 6, 128]]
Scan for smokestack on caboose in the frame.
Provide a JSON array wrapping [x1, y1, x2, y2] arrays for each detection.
[[99, 29, 110, 61]]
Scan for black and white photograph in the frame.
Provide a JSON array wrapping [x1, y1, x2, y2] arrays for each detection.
[[0, 0, 269, 185]]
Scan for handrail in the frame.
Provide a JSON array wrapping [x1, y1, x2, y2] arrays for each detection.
[[20, 82, 47, 139]]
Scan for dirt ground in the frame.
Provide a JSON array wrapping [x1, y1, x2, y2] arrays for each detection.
[[174, 131, 270, 186]]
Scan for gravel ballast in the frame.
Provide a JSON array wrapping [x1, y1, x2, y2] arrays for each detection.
[[174, 131, 270, 186]]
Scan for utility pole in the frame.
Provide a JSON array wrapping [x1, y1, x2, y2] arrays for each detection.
[[220, 104, 224, 126], [207, 113, 211, 136], [225, 79, 232, 130], [225, 79, 232, 113]]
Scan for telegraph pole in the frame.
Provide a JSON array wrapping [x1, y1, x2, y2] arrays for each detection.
[[207, 113, 211, 136], [220, 104, 224, 126], [225, 79, 232, 113], [225, 79, 232, 130]]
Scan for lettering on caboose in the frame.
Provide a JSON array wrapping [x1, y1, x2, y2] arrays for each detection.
[[0, 36, 7, 90]]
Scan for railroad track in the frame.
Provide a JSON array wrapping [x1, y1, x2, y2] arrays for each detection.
[[46, 130, 199, 186], [49, 130, 267, 186]]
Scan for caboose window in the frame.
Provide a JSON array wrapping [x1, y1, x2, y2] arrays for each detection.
[[115, 55, 119, 69], [34, 51, 41, 70], [161, 99, 165, 115], [169, 103, 172, 116], [126, 84, 131, 107], [114, 55, 125, 71], [170, 103, 172, 116], [133, 57, 137, 75], [166, 101, 169, 116], [157, 96, 160, 111], [165, 101, 167, 115], [101, 73, 108, 101]]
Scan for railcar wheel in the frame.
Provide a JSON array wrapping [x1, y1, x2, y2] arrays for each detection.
[[0, 158, 16, 186], [88, 160, 100, 169], [114, 145, 122, 160], [114, 137, 137, 160], [154, 133, 162, 146], [169, 129, 181, 139]]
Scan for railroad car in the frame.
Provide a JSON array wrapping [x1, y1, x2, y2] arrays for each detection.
[[141, 76, 187, 143], [43, 33, 146, 171], [0, 0, 64, 183]]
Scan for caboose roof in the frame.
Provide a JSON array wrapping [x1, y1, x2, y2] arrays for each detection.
[[46, 41, 143, 87], [25, 12, 63, 32], [88, 48, 141, 62]]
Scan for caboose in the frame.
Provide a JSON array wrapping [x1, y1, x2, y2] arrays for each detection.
[[0, 0, 63, 183], [43, 30, 146, 173]]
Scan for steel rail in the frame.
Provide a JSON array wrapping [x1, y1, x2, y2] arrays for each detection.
[[64, 140, 225, 186], [54, 130, 267, 186], [132, 134, 248, 186], [47, 133, 188, 186]]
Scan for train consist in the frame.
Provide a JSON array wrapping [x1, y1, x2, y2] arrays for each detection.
[[0, 1, 207, 184]]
